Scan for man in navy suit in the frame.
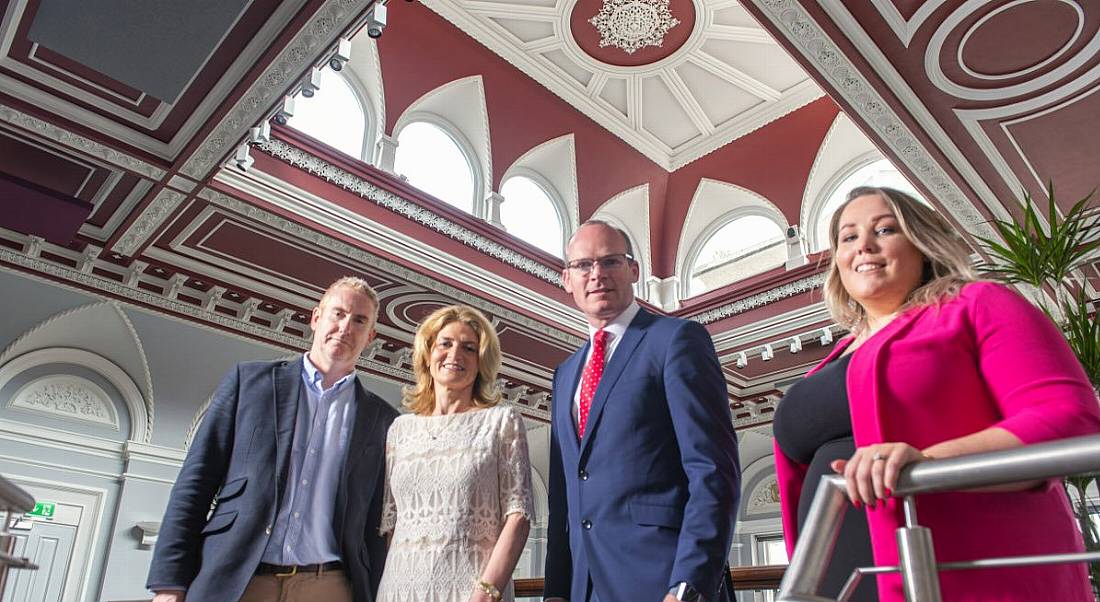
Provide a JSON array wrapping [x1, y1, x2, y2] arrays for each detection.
[[543, 221, 740, 602], [147, 277, 399, 602]]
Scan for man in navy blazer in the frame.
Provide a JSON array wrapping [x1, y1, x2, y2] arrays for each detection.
[[147, 277, 399, 602], [543, 221, 740, 602]]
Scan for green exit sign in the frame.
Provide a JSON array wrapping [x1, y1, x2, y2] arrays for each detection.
[[27, 502, 55, 518]]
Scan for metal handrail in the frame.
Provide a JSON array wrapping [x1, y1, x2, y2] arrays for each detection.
[[778, 433, 1100, 601], [0, 475, 33, 514]]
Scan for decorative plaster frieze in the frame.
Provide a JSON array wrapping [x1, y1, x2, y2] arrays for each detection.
[[10, 375, 120, 430], [0, 104, 166, 179], [750, 0, 995, 240], [204, 191, 582, 347], [689, 273, 825, 324], [746, 474, 781, 513], [112, 189, 185, 256], [255, 138, 563, 284], [589, 0, 681, 55], [180, 0, 372, 179]]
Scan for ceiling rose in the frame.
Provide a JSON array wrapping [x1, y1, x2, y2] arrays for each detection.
[[589, 0, 681, 55]]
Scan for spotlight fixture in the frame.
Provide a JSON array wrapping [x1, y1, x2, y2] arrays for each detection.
[[271, 96, 295, 126], [248, 122, 271, 145], [761, 344, 774, 362], [233, 144, 254, 171], [366, 3, 387, 38], [300, 67, 323, 98], [819, 328, 834, 346], [789, 337, 802, 353], [328, 38, 351, 71], [735, 352, 747, 369]]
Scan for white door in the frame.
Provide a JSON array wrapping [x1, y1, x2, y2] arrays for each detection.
[[2, 521, 76, 602]]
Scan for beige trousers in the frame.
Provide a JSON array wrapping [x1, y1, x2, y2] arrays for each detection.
[[238, 569, 352, 602]]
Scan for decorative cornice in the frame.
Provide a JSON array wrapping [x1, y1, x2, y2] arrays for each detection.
[[750, 0, 996, 240], [112, 189, 185, 256], [0, 104, 166, 179], [204, 190, 581, 348], [179, 0, 372, 179], [256, 138, 563, 283], [688, 273, 825, 324]]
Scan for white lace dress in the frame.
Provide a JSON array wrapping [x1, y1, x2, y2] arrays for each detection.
[[377, 404, 533, 602]]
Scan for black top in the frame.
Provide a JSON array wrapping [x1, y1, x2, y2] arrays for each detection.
[[773, 353, 878, 601]]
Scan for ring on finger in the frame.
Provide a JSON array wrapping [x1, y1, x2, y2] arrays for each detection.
[[871, 452, 886, 462]]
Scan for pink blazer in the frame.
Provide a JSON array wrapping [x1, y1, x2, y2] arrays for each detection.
[[775, 282, 1100, 601]]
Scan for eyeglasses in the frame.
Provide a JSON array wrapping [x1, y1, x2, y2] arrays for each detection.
[[565, 253, 634, 274]]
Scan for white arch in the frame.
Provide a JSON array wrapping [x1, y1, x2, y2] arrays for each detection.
[[346, 35, 386, 161], [676, 179, 787, 299], [591, 184, 652, 302], [393, 76, 492, 216], [500, 133, 580, 237], [500, 169, 568, 257], [0, 301, 155, 441], [0, 348, 149, 443], [800, 112, 883, 251]]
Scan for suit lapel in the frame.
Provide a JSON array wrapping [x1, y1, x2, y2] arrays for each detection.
[[579, 309, 651, 456], [344, 382, 381, 480], [557, 347, 587, 456], [272, 361, 301, 500]]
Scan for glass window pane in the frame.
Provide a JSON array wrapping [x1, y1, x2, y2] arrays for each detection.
[[500, 176, 563, 257], [690, 216, 785, 296], [287, 70, 365, 159], [394, 122, 475, 213], [813, 159, 926, 252]]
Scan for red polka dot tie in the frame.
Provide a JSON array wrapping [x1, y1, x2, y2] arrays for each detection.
[[578, 329, 608, 439]]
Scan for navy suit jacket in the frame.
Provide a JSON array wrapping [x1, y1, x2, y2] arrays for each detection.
[[147, 359, 399, 602], [543, 309, 740, 601]]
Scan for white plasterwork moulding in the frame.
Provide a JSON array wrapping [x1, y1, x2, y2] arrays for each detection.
[[112, 189, 186, 256], [10, 375, 120, 431], [0, 348, 147, 442], [746, 474, 781, 513], [688, 273, 825, 325], [255, 138, 562, 283], [751, 0, 996, 242], [180, 0, 373, 179], [589, 0, 681, 55], [0, 104, 166, 180]]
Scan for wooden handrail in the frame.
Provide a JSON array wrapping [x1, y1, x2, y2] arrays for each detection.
[[513, 565, 786, 597]]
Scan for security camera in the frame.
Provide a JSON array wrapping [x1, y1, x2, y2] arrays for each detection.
[[366, 4, 387, 39], [300, 67, 323, 98], [233, 144, 254, 171], [248, 122, 270, 145], [328, 38, 351, 71], [785, 224, 808, 269], [785, 225, 800, 243], [271, 96, 295, 126]]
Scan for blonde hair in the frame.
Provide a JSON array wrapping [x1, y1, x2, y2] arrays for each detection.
[[402, 305, 502, 415], [319, 276, 379, 322], [823, 186, 976, 334]]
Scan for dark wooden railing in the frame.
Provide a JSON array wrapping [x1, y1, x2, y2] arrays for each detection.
[[513, 565, 786, 598]]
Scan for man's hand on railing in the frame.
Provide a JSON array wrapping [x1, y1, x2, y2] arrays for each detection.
[[151, 591, 185, 602]]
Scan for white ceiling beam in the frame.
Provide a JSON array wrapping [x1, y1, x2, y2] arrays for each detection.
[[658, 71, 714, 136], [707, 24, 777, 44], [461, 1, 559, 21], [692, 51, 782, 101]]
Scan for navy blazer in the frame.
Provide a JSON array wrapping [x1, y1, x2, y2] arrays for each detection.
[[543, 309, 740, 601], [147, 359, 398, 602]]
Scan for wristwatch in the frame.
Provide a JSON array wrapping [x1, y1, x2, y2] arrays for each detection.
[[671, 581, 703, 601]]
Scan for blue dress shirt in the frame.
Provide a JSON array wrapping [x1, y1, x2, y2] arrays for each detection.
[[261, 354, 357, 565]]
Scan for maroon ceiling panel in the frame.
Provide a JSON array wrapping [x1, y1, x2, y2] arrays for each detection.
[[0, 171, 93, 244], [87, 172, 141, 227], [0, 132, 94, 195]]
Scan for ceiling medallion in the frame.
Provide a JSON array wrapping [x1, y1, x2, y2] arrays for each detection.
[[589, 0, 680, 54]]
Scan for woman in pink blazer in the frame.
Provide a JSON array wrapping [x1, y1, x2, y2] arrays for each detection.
[[773, 186, 1100, 601]]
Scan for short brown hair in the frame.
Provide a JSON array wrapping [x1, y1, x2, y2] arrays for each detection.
[[320, 276, 379, 322], [402, 305, 502, 415], [824, 186, 976, 334], [568, 220, 635, 260]]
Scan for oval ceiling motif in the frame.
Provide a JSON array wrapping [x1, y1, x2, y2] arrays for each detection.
[[570, 0, 695, 67], [959, 0, 1082, 80]]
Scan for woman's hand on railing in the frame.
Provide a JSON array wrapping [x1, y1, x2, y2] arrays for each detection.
[[830, 442, 926, 507]]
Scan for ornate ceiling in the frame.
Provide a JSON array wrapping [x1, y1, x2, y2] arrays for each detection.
[[0, 0, 1095, 433]]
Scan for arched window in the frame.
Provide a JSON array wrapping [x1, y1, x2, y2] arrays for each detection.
[[500, 175, 564, 257], [394, 121, 476, 213], [811, 159, 926, 252], [288, 70, 366, 159], [688, 215, 785, 296]]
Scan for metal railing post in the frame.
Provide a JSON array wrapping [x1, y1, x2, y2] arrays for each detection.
[[776, 474, 849, 602]]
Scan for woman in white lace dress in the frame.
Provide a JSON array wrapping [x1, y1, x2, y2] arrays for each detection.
[[377, 305, 533, 602]]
